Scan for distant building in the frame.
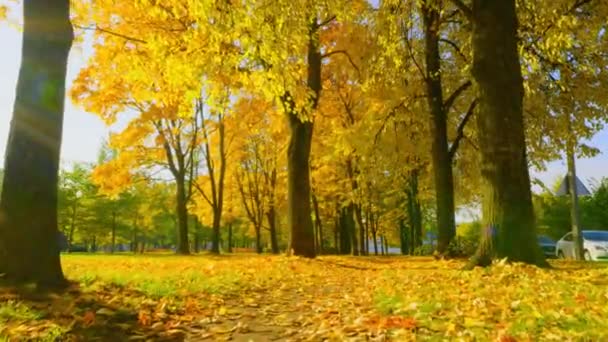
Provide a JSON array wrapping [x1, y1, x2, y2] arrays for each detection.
[[555, 175, 591, 196]]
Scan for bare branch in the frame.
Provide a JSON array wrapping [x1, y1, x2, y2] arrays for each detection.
[[448, 0, 473, 22], [74, 24, 148, 44], [321, 50, 361, 77], [403, 29, 425, 80], [318, 15, 337, 28], [439, 38, 468, 62], [443, 80, 472, 113], [448, 99, 478, 160], [193, 181, 214, 207]]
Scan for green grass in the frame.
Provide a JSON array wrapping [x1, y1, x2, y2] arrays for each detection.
[[64, 254, 247, 299], [0, 300, 43, 322]]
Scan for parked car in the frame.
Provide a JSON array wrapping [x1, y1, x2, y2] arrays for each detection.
[[555, 230, 608, 261], [537, 235, 556, 258]]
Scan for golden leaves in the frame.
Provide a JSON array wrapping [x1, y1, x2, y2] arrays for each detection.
[[0, 5, 7, 21]]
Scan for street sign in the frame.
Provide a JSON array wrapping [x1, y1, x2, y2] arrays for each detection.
[[555, 175, 591, 196]]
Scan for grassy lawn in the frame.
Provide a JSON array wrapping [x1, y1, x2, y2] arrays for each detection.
[[1, 255, 608, 341]]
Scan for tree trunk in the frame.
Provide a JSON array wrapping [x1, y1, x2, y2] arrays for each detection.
[[339, 206, 354, 254], [194, 218, 200, 253], [267, 207, 279, 254], [211, 208, 221, 254], [67, 202, 77, 253], [355, 205, 366, 256], [407, 171, 423, 252], [312, 192, 324, 254], [334, 213, 340, 253], [286, 115, 315, 258], [380, 235, 385, 255], [364, 208, 370, 255], [372, 228, 378, 256], [285, 21, 321, 259], [0, 0, 73, 288], [467, 0, 546, 267], [175, 177, 190, 254], [227, 223, 233, 253], [131, 216, 138, 254], [384, 236, 389, 255], [349, 205, 359, 256], [422, 2, 456, 255], [254, 225, 263, 253], [399, 218, 409, 255]]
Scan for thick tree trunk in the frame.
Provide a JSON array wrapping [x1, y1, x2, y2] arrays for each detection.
[[0, 0, 73, 288], [285, 21, 321, 259], [267, 207, 279, 254], [467, 0, 546, 267], [175, 177, 190, 254], [422, 2, 456, 255], [286, 117, 315, 258], [255, 225, 263, 254]]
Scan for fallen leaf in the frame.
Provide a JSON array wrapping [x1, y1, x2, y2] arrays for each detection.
[[82, 311, 96, 326]]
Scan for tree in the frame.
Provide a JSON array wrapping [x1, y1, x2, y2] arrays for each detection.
[[0, 0, 73, 287], [192, 95, 231, 254], [451, 0, 546, 267], [71, 6, 203, 254]]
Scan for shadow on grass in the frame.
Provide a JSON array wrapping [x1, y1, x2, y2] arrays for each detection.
[[0, 281, 186, 341]]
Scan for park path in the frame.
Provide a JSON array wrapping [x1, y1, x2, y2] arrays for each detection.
[[182, 258, 393, 341]]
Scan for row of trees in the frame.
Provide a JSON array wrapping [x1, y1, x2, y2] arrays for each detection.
[[1, 0, 607, 286]]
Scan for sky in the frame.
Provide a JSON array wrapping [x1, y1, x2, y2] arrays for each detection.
[[2, 4, 608, 202]]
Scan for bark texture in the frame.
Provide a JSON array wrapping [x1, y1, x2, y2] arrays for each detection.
[[422, 1, 456, 255], [0, 0, 73, 288], [285, 20, 322, 258], [467, 0, 546, 267]]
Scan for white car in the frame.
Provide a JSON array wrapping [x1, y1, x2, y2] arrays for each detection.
[[555, 230, 608, 261]]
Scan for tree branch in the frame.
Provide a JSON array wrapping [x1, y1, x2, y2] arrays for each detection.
[[321, 50, 361, 77], [443, 80, 472, 113], [74, 24, 148, 44], [318, 15, 337, 28], [449, 99, 478, 161], [448, 0, 473, 22], [439, 38, 468, 62]]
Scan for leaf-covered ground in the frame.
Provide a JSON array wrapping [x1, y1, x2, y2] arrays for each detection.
[[1, 255, 607, 341]]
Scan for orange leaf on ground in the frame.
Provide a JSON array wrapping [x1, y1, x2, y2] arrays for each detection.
[[138, 310, 152, 326], [381, 316, 417, 329], [83, 311, 96, 326]]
